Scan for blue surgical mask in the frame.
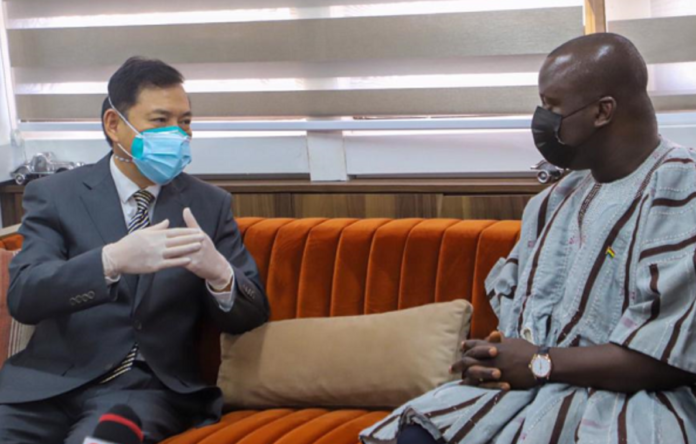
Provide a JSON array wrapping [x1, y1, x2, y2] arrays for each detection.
[[109, 97, 192, 185]]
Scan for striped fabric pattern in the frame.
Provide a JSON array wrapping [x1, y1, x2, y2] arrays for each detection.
[[362, 139, 696, 444], [100, 189, 154, 384], [127, 190, 155, 232]]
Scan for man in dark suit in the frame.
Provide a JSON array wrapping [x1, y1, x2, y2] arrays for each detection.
[[0, 57, 270, 443]]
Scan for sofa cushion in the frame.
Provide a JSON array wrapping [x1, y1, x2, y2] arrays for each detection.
[[161, 409, 391, 444], [217, 299, 471, 410]]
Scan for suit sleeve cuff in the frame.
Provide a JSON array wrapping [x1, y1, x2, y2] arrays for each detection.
[[207, 268, 236, 312], [102, 245, 121, 286], [105, 274, 121, 286]]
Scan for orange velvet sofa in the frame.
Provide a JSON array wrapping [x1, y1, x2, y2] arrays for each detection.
[[0, 217, 521, 444]]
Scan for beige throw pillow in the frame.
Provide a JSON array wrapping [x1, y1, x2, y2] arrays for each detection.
[[217, 299, 472, 409]]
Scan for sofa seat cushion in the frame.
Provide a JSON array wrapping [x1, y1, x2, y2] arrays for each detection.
[[161, 409, 390, 444]]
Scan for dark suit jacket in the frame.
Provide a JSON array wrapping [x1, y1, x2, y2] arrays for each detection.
[[0, 154, 270, 406]]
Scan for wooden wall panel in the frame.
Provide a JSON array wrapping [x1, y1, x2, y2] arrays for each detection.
[[292, 194, 443, 219], [0, 180, 542, 226], [1, 192, 23, 229], [292, 194, 365, 219], [439, 195, 533, 220], [232, 193, 294, 219]]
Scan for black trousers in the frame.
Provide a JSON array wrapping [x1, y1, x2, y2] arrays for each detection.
[[397, 425, 443, 444], [0, 362, 212, 444]]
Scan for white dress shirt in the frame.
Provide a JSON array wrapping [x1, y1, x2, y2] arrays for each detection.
[[107, 157, 236, 311]]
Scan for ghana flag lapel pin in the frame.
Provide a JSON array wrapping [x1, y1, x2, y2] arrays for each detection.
[[606, 247, 616, 259]]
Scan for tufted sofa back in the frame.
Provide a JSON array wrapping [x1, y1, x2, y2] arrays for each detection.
[[237, 218, 519, 331]]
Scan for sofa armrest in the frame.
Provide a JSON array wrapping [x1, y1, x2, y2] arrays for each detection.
[[0, 225, 34, 368], [0, 224, 20, 240]]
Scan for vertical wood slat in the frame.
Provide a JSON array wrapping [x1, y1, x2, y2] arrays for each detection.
[[584, 0, 607, 34]]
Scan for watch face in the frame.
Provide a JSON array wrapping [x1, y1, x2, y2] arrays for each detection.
[[532, 356, 552, 378]]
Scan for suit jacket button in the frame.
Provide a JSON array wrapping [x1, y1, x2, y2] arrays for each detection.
[[105, 363, 113, 370]]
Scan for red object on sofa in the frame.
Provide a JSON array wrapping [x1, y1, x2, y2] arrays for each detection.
[[0, 218, 521, 444]]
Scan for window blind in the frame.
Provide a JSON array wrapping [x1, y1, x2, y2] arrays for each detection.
[[5, 0, 585, 121]]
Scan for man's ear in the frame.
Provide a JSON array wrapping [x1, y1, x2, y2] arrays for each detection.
[[595, 96, 616, 128], [103, 109, 121, 146]]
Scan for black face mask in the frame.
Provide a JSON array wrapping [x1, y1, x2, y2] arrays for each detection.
[[531, 101, 597, 169]]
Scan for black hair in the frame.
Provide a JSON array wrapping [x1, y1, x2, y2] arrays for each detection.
[[101, 56, 185, 147]]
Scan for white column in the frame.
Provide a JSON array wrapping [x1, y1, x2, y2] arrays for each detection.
[[306, 130, 349, 182]]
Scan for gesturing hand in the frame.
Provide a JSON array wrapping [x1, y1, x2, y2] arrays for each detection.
[[103, 219, 204, 276], [182, 208, 232, 289]]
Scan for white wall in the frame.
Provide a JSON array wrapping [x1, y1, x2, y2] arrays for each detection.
[[14, 113, 696, 183]]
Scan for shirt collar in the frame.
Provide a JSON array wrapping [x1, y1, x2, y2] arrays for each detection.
[[110, 156, 161, 204]]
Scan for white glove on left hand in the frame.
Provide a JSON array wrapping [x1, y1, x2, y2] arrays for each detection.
[[182, 207, 233, 289]]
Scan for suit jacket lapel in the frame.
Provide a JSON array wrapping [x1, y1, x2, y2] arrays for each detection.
[[79, 154, 138, 297], [133, 175, 190, 311], [79, 155, 127, 244]]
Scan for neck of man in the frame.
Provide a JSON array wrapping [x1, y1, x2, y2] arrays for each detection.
[[590, 111, 660, 184], [112, 150, 155, 189]]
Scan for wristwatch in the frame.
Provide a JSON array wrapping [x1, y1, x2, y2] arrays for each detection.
[[529, 346, 553, 384]]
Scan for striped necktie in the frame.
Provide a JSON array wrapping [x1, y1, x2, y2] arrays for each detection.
[[101, 190, 154, 384]]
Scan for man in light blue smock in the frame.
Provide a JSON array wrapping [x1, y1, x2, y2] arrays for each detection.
[[362, 33, 696, 444]]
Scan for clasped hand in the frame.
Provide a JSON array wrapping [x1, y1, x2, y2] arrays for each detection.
[[103, 208, 231, 288], [450, 331, 538, 391]]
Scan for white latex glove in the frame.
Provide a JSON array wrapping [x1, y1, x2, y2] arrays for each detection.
[[182, 207, 232, 289], [103, 219, 204, 276]]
